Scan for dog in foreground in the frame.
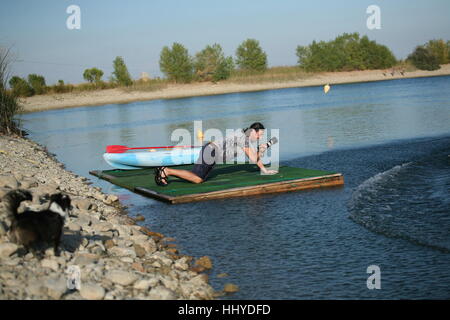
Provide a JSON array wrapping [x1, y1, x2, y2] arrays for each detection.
[[3, 189, 71, 258]]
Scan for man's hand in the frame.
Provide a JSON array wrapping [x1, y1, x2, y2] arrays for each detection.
[[260, 168, 278, 175]]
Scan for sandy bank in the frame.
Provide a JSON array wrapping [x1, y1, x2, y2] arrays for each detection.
[[20, 65, 450, 113]]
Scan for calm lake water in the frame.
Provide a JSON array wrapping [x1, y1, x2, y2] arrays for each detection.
[[21, 76, 450, 299]]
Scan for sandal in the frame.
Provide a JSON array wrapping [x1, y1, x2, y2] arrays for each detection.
[[154, 167, 169, 186]]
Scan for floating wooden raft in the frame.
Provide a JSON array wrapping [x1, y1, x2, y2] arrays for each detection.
[[89, 164, 344, 204]]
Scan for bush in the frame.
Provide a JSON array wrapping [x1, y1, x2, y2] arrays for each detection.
[[27, 74, 46, 95], [407, 46, 440, 71], [194, 44, 234, 82], [235, 39, 267, 72], [296, 33, 397, 72], [111, 57, 133, 86], [1, 48, 23, 135], [159, 43, 194, 83], [9, 76, 34, 97]]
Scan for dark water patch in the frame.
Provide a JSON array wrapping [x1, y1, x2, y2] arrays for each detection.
[[348, 148, 450, 253]]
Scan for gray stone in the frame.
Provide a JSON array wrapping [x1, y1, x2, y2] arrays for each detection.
[[20, 178, 38, 189], [92, 221, 114, 233], [0, 175, 19, 189], [188, 274, 209, 287], [108, 246, 136, 258], [66, 221, 82, 232], [79, 283, 105, 300], [106, 270, 138, 286], [133, 244, 146, 258], [115, 225, 132, 237], [2, 258, 20, 266], [27, 280, 45, 297], [147, 286, 177, 300], [73, 253, 99, 265], [151, 252, 173, 266], [174, 257, 189, 271], [0, 243, 18, 258], [41, 258, 59, 271], [90, 246, 105, 256], [44, 277, 67, 299], [34, 184, 59, 198], [73, 198, 94, 211], [159, 275, 179, 292], [133, 279, 154, 291], [134, 239, 157, 255], [105, 194, 119, 204]]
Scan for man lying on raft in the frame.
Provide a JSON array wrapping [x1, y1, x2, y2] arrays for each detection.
[[154, 122, 277, 186]]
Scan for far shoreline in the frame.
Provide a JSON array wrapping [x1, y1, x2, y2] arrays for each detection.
[[19, 65, 450, 114]]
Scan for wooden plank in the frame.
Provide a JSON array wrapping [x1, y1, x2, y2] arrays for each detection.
[[134, 187, 176, 204], [170, 173, 344, 204]]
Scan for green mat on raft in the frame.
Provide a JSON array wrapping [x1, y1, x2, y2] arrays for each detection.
[[91, 164, 337, 197]]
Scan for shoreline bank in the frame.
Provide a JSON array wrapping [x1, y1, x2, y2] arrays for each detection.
[[20, 65, 450, 113], [0, 134, 224, 300]]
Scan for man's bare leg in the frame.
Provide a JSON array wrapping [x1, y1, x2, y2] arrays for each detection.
[[163, 167, 203, 184]]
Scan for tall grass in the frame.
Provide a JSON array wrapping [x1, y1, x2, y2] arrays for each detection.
[[226, 66, 312, 84], [0, 47, 23, 135], [122, 78, 168, 92]]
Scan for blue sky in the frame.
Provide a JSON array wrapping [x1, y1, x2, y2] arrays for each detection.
[[1, 0, 449, 84]]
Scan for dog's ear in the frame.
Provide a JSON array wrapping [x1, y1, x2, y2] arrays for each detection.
[[6, 189, 33, 202], [49, 193, 71, 209], [62, 194, 72, 209], [49, 193, 62, 203]]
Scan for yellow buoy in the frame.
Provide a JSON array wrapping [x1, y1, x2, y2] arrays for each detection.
[[324, 84, 330, 94]]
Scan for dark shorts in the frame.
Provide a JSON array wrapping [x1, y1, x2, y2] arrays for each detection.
[[191, 143, 216, 181]]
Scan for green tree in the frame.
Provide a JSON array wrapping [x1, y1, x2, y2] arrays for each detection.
[[235, 39, 267, 72], [425, 39, 449, 64], [215, 56, 234, 82], [194, 44, 234, 82], [27, 74, 46, 95], [159, 43, 194, 83], [83, 67, 104, 84], [112, 56, 133, 86], [407, 46, 440, 71], [447, 41, 450, 61], [9, 76, 34, 97]]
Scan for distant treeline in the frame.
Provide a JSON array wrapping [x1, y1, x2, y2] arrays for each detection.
[[296, 32, 396, 71], [7, 33, 450, 97]]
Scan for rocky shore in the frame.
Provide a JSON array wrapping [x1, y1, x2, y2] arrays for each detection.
[[0, 134, 225, 300]]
